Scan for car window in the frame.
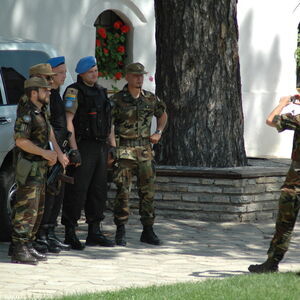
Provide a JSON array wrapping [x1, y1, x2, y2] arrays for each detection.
[[0, 50, 50, 105], [0, 50, 50, 78]]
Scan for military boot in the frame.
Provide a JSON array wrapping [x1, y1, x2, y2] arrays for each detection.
[[36, 225, 61, 253], [140, 225, 162, 245], [11, 243, 38, 265], [248, 258, 279, 273], [86, 223, 115, 247], [115, 224, 126, 246], [26, 243, 47, 261], [48, 225, 71, 251], [64, 226, 85, 250]]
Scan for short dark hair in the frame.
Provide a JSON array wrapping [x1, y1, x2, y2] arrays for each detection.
[[24, 87, 39, 98]]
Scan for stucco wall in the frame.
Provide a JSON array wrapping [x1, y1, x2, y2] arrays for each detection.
[[238, 0, 300, 158]]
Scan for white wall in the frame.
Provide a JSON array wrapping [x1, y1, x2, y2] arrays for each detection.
[[0, 0, 156, 91], [238, 0, 300, 158]]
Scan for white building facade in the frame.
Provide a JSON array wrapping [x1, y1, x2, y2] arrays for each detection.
[[0, 0, 299, 158]]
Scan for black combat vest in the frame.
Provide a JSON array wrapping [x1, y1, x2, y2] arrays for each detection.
[[72, 81, 111, 141]]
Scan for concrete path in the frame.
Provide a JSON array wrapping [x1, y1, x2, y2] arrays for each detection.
[[1, 213, 300, 300]]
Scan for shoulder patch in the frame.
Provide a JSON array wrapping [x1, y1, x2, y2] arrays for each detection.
[[22, 115, 31, 123], [64, 88, 78, 108]]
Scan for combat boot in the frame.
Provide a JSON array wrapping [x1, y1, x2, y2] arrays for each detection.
[[86, 223, 115, 247], [26, 243, 47, 261], [248, 258, 279, 273], [48, 225, 71, 251], [115, 224, 126, 246], [140, 225, 162, 245], [36, 225, 61, 253], [11, 243, 38, 265], [64, 226, 85, 250]]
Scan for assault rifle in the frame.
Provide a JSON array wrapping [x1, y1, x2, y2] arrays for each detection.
[[47, 148, 74, 186]]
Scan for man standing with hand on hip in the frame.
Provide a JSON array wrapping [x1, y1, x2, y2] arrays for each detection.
[[110, 62, 168, 247]]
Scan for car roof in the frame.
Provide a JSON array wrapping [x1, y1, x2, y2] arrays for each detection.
[[0, 36, 57, 56]]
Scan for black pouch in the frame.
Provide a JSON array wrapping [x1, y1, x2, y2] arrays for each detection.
[[16, 157, 32, 185]]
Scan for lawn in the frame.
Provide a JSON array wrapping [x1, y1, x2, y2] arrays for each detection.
[[44, 272, 300, 300]]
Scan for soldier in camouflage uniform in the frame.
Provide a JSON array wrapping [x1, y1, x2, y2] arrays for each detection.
[[11, 77, 63, 265], [249, 95, 300, 273], [110, 62, 168, 246]]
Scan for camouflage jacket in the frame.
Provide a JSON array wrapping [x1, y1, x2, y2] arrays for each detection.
[[110, 85, 166, 140], [274, 113, 300, 188], [14, 96, 51, 161]]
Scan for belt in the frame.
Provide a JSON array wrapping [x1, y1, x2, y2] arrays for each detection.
[[119, 138, 150, 147]]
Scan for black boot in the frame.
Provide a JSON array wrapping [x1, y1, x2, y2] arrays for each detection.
[[248, 258, 279, 273], [11, 243, 38, 265], [64, 226, 85, 250], [36, 225, 61, 253], [26, 243, 47, 261], [140, 225, 162, 245], [86, 223, 115, 247], [48, 225, 71, 251], [115, 224, 126, 246]]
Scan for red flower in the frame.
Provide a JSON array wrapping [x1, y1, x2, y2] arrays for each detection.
[[114, 21, 123, 29], [103, 48, 109, 55], [97, 27, 107, 39], [98, 71, 103, 77], [114, 72, 122, 80], [117, 45, 125, 53], [121, 25, 130, 33], [117, 61, 123, 66], [96, 39, 101, 47]]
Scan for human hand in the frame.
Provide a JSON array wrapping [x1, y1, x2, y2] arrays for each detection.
[[43, 150, 57, 166], [58, 152, 69, 169], [149, 133, 161, 144]]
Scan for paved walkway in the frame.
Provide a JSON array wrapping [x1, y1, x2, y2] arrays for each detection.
[[1, 213, 300, 300]]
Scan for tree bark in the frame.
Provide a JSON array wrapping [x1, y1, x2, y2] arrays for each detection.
[[154, 0, 247, 167]]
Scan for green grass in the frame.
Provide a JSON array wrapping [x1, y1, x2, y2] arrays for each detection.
[[43, 272, 300, 300]]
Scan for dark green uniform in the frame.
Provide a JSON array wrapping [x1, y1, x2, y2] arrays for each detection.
[[12, 98, 50, 244], [111, 85, 166, 226], [266, 113, 300, 262]]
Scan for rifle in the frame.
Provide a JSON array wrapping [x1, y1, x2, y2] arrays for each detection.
[[47, 148, 74, 185], [47, 133, 74, 187]]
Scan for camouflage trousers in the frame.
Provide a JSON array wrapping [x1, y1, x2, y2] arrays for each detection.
[[267, 190, 300, 262], [113, 159, 156, 226], [11, 160, 47, 244]]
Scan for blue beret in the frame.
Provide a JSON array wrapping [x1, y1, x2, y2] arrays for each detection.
[[75, 56, 96, 74], [47, 56, 65, 68]]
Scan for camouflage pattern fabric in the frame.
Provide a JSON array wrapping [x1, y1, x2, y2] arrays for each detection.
[[12, 96, 50, 244], [110, 85, 166, 140], [113, 158, 156, 226], [265, 113, 300, 261], [110, 85, 166, 226]]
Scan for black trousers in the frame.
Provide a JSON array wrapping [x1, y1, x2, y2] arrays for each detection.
[[61, 140, 108, 227], [40, 183, 65, 226]]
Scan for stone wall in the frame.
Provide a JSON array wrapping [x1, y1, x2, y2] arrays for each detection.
[[107, 165, 288, 222]]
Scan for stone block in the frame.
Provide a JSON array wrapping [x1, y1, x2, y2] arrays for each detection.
[[243, 185, 266, 194], [212, 195, 231, 203], [265, 183, 281, 192], [162, 192, 182, 201], [188, 185, 223, 193], [230, 195, 254, 204], [181, 193, 199, 202]]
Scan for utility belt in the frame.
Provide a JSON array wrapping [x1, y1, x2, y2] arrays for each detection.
[[78, 135, 108, 143], [22, 153, 47, 162], [119, 137, 150, 147]]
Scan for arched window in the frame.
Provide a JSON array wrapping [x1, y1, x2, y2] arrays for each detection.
[[94, 10, 131, 81]]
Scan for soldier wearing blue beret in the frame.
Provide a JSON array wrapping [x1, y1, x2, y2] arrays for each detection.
[[34, 56, 71, 253], [61, 56, 114, 249]]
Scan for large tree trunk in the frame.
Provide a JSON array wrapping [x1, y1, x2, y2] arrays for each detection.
[[154, 0, 247, 167]]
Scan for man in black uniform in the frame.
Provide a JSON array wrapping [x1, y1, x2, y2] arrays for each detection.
[[62, 56, 114, 250], [34, 57, 71, 253]]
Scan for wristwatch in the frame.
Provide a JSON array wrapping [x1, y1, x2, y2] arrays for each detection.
[[154, 129, 162, 135]]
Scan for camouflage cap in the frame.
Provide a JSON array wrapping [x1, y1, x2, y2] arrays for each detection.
[[24, 77, 51, 89], [29, 63, 56, 76], [125, 62, 147, 75]]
